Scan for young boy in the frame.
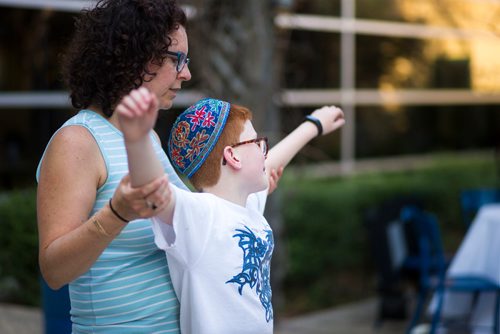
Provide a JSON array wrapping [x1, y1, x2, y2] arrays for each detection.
[[116, 87, 345, 334]]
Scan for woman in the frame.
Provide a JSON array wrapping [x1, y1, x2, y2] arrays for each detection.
[[36, 0, 191, 332]]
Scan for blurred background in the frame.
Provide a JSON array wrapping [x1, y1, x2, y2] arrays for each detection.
[[1, 0, 500, 332]]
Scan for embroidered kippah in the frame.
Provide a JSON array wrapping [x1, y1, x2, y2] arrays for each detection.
[[168, 98, 231, 178]]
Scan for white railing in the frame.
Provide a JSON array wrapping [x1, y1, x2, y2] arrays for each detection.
[[0, 91, 205, 108]]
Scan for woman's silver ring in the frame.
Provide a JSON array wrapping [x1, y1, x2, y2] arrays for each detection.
[[146, 200, 155, 209]]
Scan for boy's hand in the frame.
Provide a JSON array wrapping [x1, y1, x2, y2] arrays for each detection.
[[311, 105, 346, 136], [116, 87, 160, 142], [268, 166, 284, 195]]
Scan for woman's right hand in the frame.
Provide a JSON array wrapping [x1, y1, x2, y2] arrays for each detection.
[[110, 173, 172, 220]]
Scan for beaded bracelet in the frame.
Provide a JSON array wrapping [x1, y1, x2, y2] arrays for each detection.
[[108, 198, 129, 223], [304, 115, 323, 136]]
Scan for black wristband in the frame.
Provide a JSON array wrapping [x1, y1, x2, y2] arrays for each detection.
[[108, 198, 129, 223], [305, 115, 323, 136]]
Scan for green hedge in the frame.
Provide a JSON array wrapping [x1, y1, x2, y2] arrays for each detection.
[[0, 189, 39, 306], [279, 154, 499, 315], [0, 153, 497, 314]]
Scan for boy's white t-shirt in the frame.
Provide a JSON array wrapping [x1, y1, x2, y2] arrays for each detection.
[[152, 186, 274, 334]]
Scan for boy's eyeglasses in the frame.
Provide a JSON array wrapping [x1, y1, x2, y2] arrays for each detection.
[[222, 137, 268, 165], [231, 137, 268, 157], [165, 51, 190, 73]]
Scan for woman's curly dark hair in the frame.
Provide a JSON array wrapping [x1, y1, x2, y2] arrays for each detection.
[[62, 0, 187, 117]]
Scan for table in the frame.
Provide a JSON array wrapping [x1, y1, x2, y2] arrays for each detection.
[[434, 204, 500, 332]]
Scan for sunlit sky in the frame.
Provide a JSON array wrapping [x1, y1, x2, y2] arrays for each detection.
[[398, 0, 500, 92]]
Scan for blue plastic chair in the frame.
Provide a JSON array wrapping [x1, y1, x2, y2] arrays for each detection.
[[40, 278, 71, 334], [460, 188, 500, 228], [400, 206, 500, 334], [363, 197, 425, 327]]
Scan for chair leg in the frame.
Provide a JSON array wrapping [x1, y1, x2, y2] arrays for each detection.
[[406, 290, 427, 334], [429, 288, 445, 334], [494, 291, 500, 334]]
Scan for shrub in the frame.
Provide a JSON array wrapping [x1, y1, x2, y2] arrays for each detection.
[[0, 189, 39, 306], [279, 154, 498, 315]]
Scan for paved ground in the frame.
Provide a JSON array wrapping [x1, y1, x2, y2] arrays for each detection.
[[0, 298, 408, 334], [275, 298, 407, 334], [0, 303, 42, 334]]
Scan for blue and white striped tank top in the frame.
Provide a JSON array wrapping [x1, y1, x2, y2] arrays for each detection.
[[37, 110, 186, 333]]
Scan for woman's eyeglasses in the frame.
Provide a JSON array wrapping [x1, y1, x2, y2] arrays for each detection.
[[222, 137, 268, 165], [165, 51, 190, 73]]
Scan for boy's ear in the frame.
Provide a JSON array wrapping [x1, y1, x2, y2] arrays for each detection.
[[222, 146, 242, 169]]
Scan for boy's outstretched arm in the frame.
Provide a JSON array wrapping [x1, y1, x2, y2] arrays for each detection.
[[265, 105, 345, 173], [116, 87, 176, 225]]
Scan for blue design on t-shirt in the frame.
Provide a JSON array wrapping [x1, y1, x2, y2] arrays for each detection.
[[226, 226, 274, 322]]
